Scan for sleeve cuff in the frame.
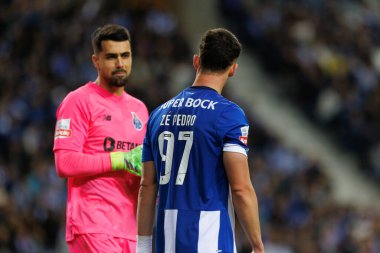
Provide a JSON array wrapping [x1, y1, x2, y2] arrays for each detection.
[[223, 143, 248, 156], [136, 235, 152, 253]]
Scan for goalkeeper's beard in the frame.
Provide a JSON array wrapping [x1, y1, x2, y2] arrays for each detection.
[[107, 72, 129, 87]]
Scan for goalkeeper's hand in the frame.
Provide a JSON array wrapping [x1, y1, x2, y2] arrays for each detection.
[[110, 145, 142, 176]]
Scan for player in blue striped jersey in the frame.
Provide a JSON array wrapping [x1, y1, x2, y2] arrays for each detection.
[[137, 28, 264, 253]]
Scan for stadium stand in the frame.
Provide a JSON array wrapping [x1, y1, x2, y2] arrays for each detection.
[[217, 0, 380, 252], [220, 0, 380, 182]]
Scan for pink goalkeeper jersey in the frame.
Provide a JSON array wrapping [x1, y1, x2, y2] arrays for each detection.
[[53, 82, 148, 241]]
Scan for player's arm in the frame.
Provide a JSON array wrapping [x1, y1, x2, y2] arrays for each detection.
[[55, 149, 112, 177], [224, 152, 264, 253], [136, 160, 157, 252], [54, 146, 142, 178]]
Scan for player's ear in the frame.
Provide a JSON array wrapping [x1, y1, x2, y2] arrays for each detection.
[[92, 54, 99, 70], [228, 63, 238, 77], [193, 54, 200, 71]]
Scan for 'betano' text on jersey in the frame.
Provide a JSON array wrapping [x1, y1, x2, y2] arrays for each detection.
[[143, 86, 250, 253]]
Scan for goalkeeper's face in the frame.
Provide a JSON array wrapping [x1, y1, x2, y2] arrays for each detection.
[[93, 40, 132, 87]]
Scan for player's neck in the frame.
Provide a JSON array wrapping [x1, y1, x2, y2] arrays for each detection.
[[94, 77, 124, 96], [192, 72, 227, 94]]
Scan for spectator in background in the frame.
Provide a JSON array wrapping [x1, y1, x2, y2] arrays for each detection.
[[53, 24, 148, 253], [218, 0, 380, 180]]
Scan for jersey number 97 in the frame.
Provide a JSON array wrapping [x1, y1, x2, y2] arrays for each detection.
[[158, 131, 193, 185]]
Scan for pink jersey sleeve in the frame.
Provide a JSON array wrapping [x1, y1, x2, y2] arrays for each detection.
[[54, 90, 89, 152], [53, 88, 113, 177], [55, 149, 111, 177]]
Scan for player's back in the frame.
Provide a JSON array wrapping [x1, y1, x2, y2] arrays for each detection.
[[144, 86, 248, 252]]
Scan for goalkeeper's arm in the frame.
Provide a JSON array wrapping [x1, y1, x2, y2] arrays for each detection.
[[55, 145, 142, 177]]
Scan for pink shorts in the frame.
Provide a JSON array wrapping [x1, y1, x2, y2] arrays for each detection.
[[67, 233, 136, 253]]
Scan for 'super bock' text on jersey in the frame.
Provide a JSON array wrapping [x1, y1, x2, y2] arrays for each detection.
[[143, 86, 249, 253]]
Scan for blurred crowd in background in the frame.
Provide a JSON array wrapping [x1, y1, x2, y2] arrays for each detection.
[[220, 0, 380, 252], [0, 1, 191, 252], [0, 0, 380, 252], [221, 0, 380, 181]]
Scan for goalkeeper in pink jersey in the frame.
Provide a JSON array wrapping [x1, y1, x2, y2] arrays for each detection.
[[53, 24, 148, 253]]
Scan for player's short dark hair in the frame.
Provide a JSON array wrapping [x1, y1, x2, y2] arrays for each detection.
[[199, 28, 241, 72], [91, 24, 131, 54]]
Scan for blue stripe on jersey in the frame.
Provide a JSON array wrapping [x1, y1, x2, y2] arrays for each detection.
[[218, 211, 236, 253], [176, 210, 200, 252], [155, 210, 166, 253]]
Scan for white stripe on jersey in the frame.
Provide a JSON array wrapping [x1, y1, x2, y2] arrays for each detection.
[[164, 210, 177, 253], [198, 211, 220, 252], [223, 143, 247, 156]]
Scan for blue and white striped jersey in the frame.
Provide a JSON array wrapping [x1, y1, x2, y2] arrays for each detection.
[[143, 86, 249, 253]]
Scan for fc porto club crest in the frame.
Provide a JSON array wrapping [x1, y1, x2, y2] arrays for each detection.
[[131, 112, 143, 130]]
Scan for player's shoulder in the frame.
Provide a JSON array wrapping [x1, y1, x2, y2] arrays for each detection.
[[124, 93, 149, 118], [55, 83, 94, 115], [215, 95, 244, 112], [124, 92, 147, 108], [61, 83, 92, 104], [217, 98, 247, 121], [226, 100, 245, 112], [148, 102, 165, 120]]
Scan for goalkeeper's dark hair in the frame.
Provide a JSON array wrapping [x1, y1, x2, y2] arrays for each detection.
[[91, 24, 131, 54], [199, 28, 242, 73]]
